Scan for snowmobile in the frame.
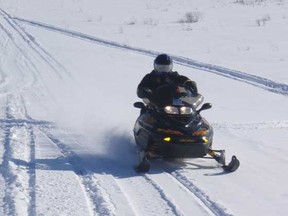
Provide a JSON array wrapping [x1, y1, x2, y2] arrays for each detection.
[[133, 83, 240, 173]]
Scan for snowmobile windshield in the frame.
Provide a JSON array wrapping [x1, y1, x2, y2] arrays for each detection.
[[150, 83, 201, 108]]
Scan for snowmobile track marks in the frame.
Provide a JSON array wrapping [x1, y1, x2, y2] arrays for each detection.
[[0, 95, 37, 216], [0, 8, 71, 80], [143, 172, 217, 216], [149, 160, 234, 216], [168, 170, 233, 216], [38, 128, 137, 216], [37, 129, 114, 215], [0, 93, 135, 216], [115, 173, 182, 216], [5, 8, 288, 96]]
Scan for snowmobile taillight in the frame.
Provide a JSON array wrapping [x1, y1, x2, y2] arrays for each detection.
[[193, 129, 209, 136]]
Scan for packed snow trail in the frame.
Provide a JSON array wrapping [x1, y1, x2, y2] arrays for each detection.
[[5, 12, 288, 96], [0, 95, 232, 216], [0, 9, 235, 215]]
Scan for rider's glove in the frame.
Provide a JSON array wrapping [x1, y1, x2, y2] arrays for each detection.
[[185, 81, 198, 93]]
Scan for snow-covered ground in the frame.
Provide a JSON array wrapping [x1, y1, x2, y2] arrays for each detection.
[[0, 0, 288, 215]]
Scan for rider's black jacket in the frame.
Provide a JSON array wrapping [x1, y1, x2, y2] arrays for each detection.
[[137, 70, 197, 99]]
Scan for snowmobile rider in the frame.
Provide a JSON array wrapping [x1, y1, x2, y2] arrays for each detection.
[[137, 53, 198, 104]]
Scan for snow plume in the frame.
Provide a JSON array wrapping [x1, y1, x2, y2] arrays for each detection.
[[102, 127, 137, 166]]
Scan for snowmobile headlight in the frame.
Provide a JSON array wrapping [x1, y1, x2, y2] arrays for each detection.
[[164, 106, 179, 114], [180, 107, 193, 115], [164, 106, 193, 115]]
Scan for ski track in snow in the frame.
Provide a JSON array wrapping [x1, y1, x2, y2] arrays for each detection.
[[2, 10, 286, 96]]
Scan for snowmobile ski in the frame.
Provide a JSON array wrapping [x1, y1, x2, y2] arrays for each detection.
[[222, 155, 240, 172]]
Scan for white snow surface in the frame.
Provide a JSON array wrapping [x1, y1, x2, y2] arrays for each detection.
[[0, 0, 288, 215]]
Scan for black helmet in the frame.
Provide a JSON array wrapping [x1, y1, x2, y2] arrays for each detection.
[[154, 54, 173, 72]]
